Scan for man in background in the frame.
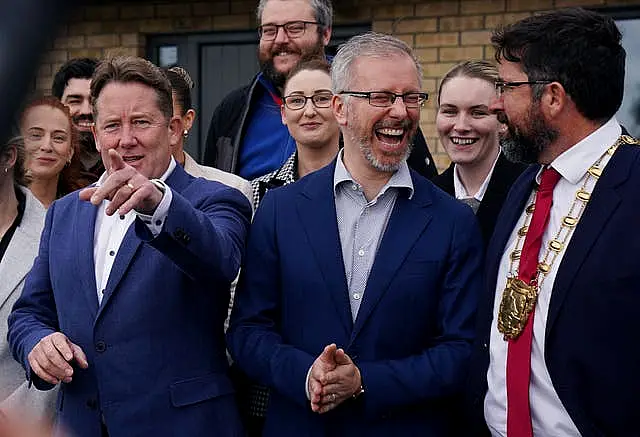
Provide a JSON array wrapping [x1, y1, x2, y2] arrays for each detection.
[[203, 0, 437, 181], [52, 57, 103, 183]]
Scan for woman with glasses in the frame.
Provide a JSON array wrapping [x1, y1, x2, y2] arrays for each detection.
[[250, 58, 340, 206], [433, 60, 526, 244]]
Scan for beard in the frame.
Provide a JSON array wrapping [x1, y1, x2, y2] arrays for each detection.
[[350, 118, 415, 173], [499, 103, 558, 165], [258, 35, 325, 88]]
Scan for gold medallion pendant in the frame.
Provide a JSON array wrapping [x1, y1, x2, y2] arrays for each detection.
[[497, 277, 539, 340]]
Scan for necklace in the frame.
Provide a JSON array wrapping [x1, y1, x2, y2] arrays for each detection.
[[497, 135, 639, 340]]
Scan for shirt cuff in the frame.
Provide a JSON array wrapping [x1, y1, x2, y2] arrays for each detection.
[[136, 183, 172, 237], [305, 364, 313, 401]]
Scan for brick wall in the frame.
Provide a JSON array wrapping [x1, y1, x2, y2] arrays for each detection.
[[38, 0, 640, 171]]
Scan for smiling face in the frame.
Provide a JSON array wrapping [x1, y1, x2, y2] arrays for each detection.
[[258, 0, 330, 88], [490, 60, 558, 164], [92, 81, 180, 179], [61, 78, 94, 133], [437, 76, 501, 168], [334, 54, 421, 173], [281, 68, 339, 149], [22, 105, 73, 181]]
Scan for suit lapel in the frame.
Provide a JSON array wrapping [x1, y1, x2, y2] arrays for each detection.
[[296, 163, 353, 335], [0, 230, 36, 310], [96, 223, 141, 318], [479, 166, 538, 336], [76, 198, 100, 319], [0, 190, 45, 310], [546, 146, 634, 335], [350, 176, 432, 342]]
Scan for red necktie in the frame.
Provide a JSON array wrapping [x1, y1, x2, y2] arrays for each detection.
[[506, 167, 561, 437]]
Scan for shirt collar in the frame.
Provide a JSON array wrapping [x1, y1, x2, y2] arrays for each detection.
[[96, 156, 177, 186], [540, 117, 621, 184], [333, 149, 414, 199], [453, 150, 500, 201]]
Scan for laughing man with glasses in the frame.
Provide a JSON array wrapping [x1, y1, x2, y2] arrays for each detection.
[[228, 31, 483, 437]]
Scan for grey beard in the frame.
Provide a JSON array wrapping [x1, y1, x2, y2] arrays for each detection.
[[359, 139, 413, 173]]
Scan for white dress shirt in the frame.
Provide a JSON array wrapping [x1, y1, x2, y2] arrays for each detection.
[[453, 150, 500, 201], [93, 158, 176, 304], [484, 118, 621, 437]]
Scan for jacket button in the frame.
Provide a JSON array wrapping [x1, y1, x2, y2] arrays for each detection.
[[86, 399, 98, 410], [95, 341, 106, 353]]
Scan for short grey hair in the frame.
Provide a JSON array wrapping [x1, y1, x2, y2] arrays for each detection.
[[256, 0, 333, 30], [331, 32, 423, 93]]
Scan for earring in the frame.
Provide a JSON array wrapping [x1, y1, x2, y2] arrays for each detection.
[[3, 167, 7, 174], [183, 129, 189, 138]]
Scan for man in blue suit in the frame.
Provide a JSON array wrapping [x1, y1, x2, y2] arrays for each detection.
[[227, 32, 483, 436], [467, 8, 640, 437], [8, 56, 251, 437]]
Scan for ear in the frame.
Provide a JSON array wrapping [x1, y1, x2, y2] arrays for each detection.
[[321, 26, 331, 47], [332, 94, 348, 127], [280, 104, 287, 126], [168, 115, 181, 147], [91, 124, 101, 152], [183, 109, 196, 131], [542, 81, 567, 119], [1, 144, 17, 169]]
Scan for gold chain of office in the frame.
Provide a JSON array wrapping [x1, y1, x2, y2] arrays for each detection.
[[497, 134, 640, 341]]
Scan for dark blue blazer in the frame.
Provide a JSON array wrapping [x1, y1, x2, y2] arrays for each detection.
[[467, 143, 640, 437], [227, 161, 484, 436], [8, 164, 251, 437]]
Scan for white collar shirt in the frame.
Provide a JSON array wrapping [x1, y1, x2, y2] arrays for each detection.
[[453, 150, 500, 202]]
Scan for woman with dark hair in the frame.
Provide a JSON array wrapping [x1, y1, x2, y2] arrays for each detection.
[[20, 96, 90, 208], [0, 136, 56, 419], [164, 66, 253, 208]]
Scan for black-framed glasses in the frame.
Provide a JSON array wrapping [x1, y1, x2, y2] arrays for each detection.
[[494, 80, 554, 96], [258, 21, 318, 41], [283, 92, 333, 110], [338, 91, 428, 108]]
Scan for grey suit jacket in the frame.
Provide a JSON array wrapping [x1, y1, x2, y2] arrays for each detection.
[[0, 187, 56, 418]]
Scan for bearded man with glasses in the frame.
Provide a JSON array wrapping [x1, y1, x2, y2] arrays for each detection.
[[228, 32, 483, 436], [202, 0, 438, 183]]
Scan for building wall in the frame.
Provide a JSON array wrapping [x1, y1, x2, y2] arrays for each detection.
[[38, 0, 640, 170]]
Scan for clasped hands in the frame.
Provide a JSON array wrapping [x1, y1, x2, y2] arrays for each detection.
[[79, 149, 163, 216], [308, 344, 361, 414]]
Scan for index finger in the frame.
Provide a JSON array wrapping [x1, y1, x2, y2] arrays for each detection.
[[51, 334, 74, 362], [107, 149, 126, 175]]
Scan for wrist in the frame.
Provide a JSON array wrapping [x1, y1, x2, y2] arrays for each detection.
[[352, 367, 364, 399]]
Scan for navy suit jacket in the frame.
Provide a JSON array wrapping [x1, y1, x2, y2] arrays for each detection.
[[8, 164, 251, 437], [227, 161, 484, 436], [467, 143, 640, 437]]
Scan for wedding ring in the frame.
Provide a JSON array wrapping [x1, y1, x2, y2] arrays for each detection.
[[329, 393, 336, 403], [126, 182, 135, 190]]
